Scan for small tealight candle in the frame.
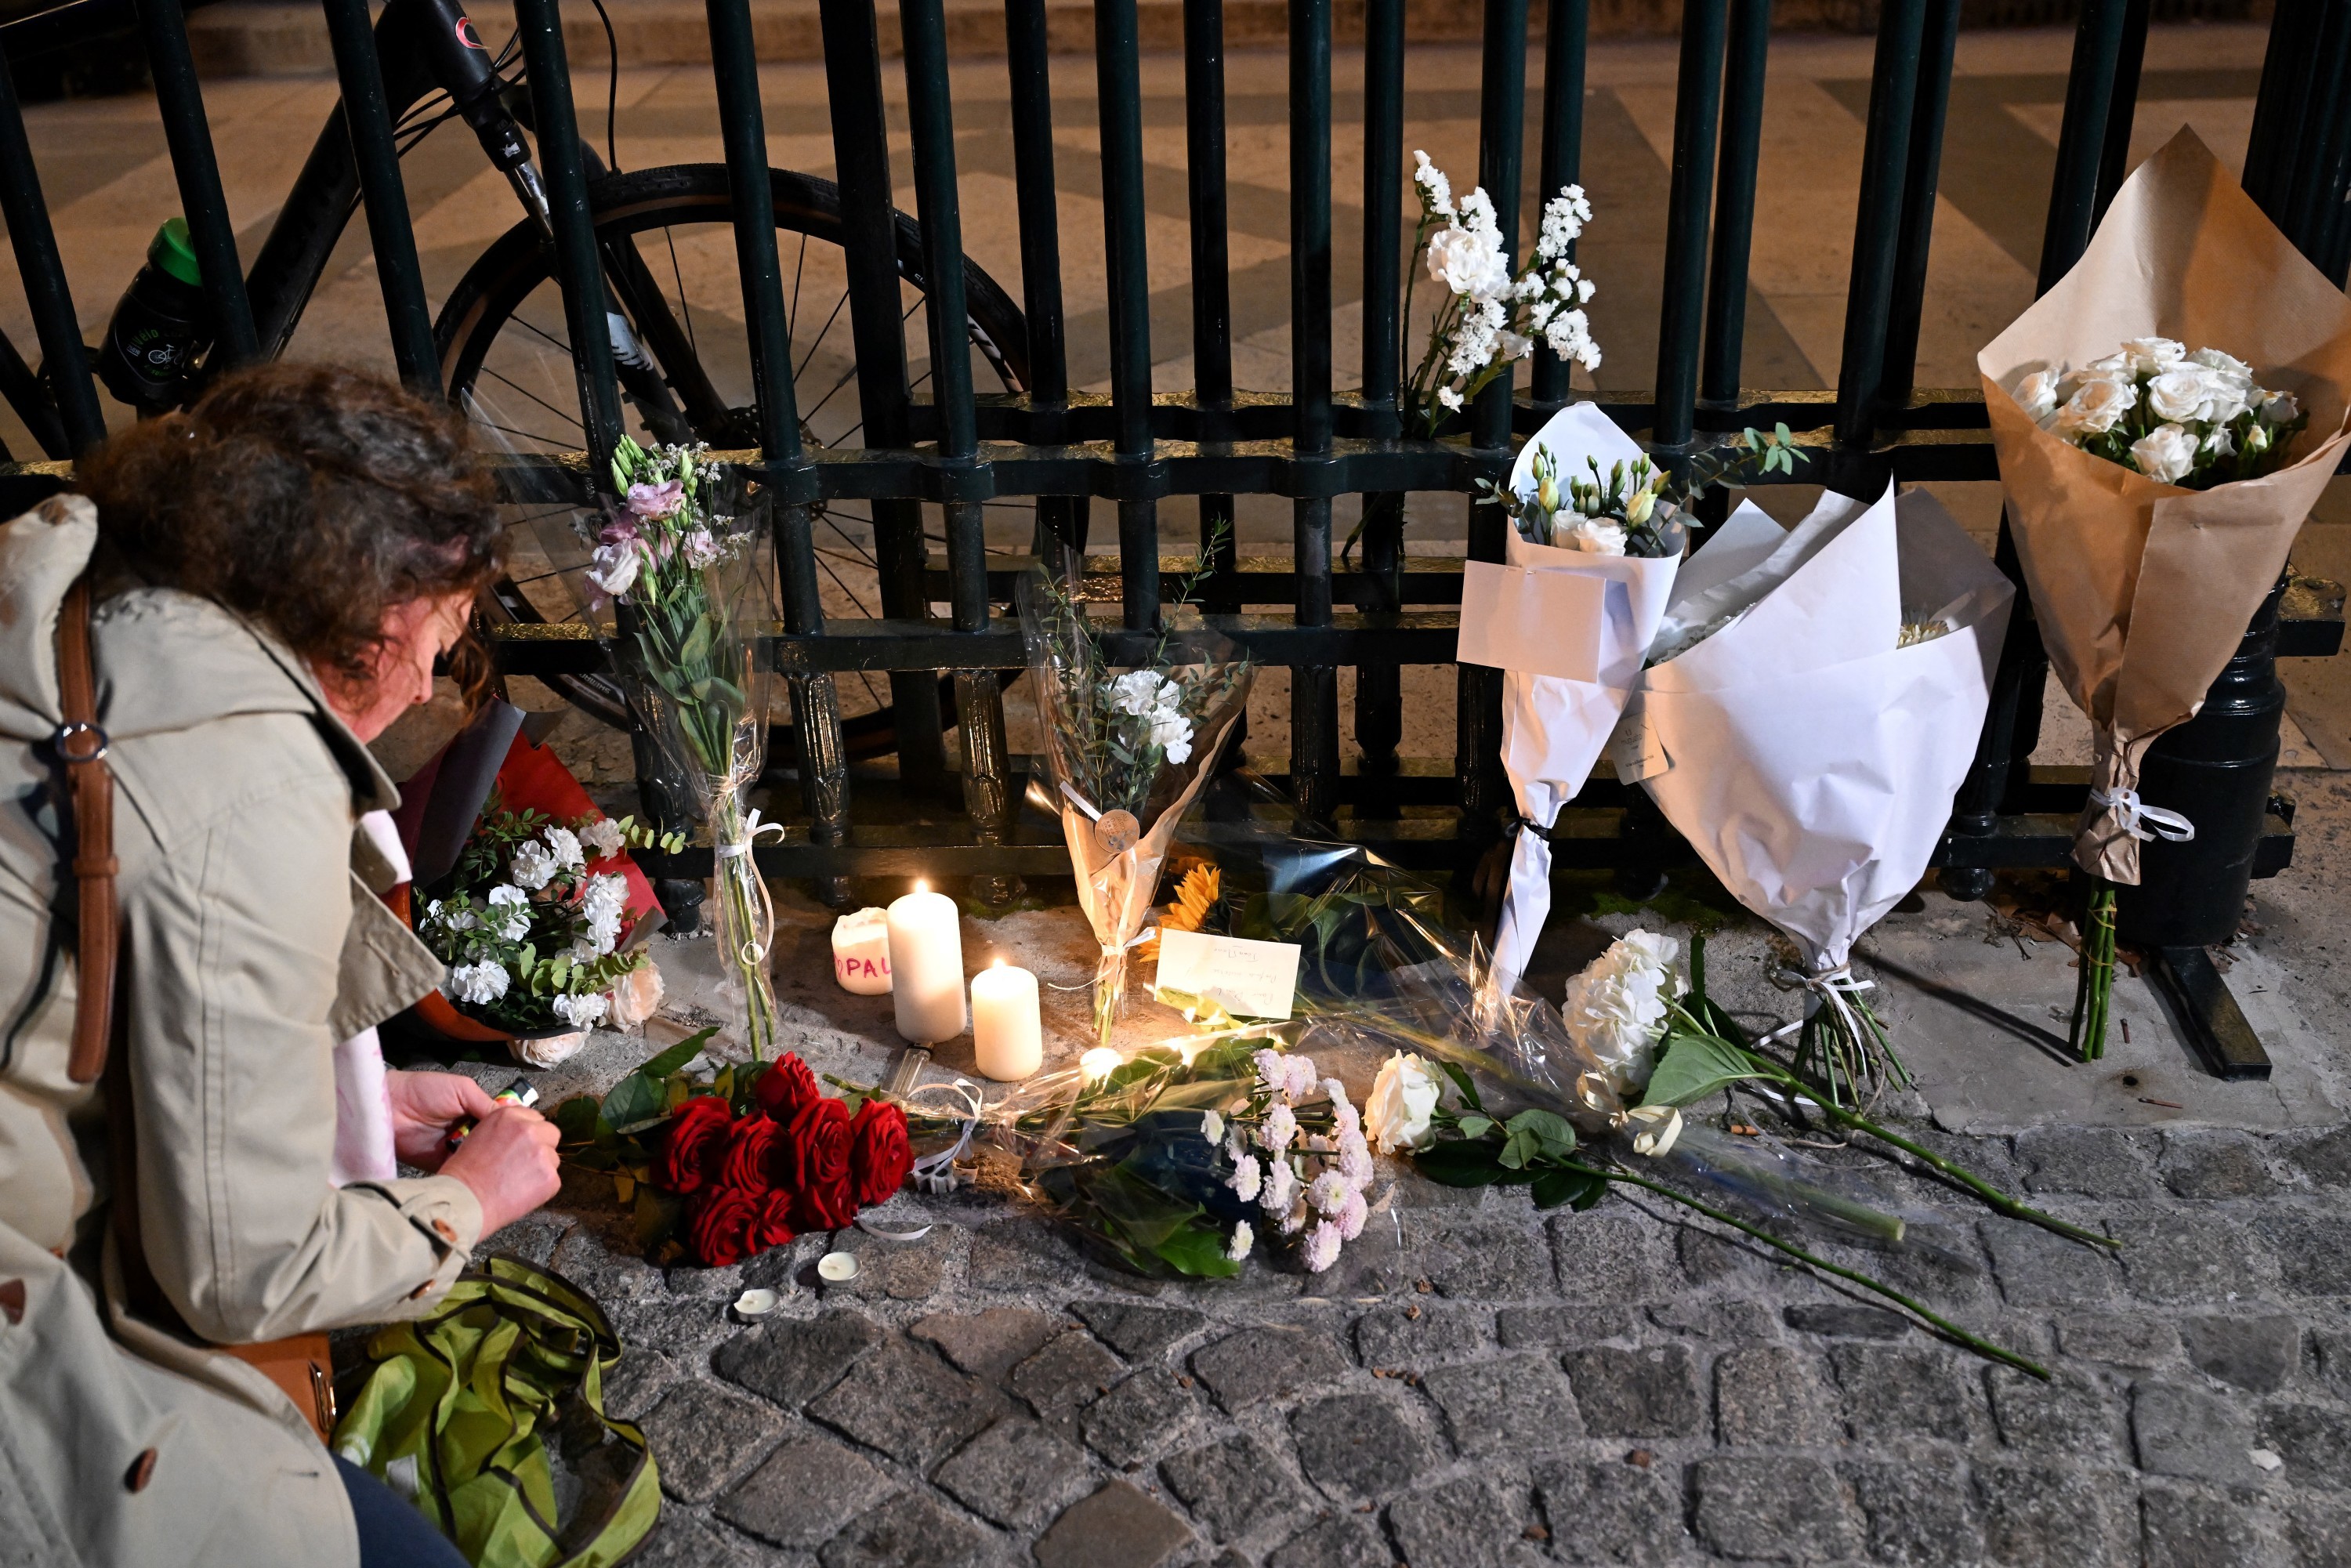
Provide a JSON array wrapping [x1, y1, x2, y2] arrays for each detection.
[[971, 961, 1043, 1081], [886, 882, 967, 1043], [831, 907, 893, 994]]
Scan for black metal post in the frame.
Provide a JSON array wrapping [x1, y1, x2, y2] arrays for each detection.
[[820, 0, 945, 791], [1354, 0, 1408, 810], [1470, 0, 1529, 455], [1530, 0, 1588, 413], [1098, 0, 1159, 633], [1005, 0, 1082, 577], [1832, 0, 1926, 449], [1878, 0, 1961, 410], [1183, 0, 1239, 614], [2090, 0, 2150, 223], [1654, 0, 1728, 450], [2038, 0, 2132, 292], [132, 0, 257, 367], [513, 0, 621, 464], [1699, 0, 1770, 411], [708, 0, 851, 905], [1291, 0, 1337, 827], [0, 50, 103, 454], [320, 0, 440, 397]]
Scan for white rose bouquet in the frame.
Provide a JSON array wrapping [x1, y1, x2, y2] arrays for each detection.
[[1018, 544, 1252, 1048], [1978, 129, 2351, 1059], [415, 798, 679, 1059]]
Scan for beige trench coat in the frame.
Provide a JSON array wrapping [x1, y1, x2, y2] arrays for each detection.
[[0, 497, 484, 1567]]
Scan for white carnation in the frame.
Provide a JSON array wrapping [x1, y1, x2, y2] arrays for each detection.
[[485, 883, 532, 941], [510, 840, 557, 891], [550, 990, 610, 1030], [447, 960, 509, 1006], [542, 825, 585, 871], [1147, 709, 1194, 766], [578, 817, 628, 860], [1110, 668, 1176, 716]]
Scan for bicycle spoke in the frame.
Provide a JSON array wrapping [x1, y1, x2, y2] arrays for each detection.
[[663, 225, 698, 359], [509, 314, 575, 358], [799, 358, 865, 429], [788, 232, 808, 339], [792, 292, 849, 385], [474, 415, 578, 449], [481, 365, 588, 432]]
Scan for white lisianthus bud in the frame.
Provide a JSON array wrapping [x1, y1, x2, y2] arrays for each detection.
[[1624, 487, 1657, 527], [1364, 1051, 1442, 1152], [2129, 422, 2201, 484], [2053, 376, 2137, 439]]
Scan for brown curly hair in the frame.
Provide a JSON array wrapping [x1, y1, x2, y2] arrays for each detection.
[[75, 362, 505, 695]]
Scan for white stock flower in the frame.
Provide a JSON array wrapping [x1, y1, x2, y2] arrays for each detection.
[[1563, 929, 1682, 1094], [1226, 1220, 1255, 1262], [542, 826, 585, 871], [1364, 1052, 1441, 1152], [1436, 386, 1465, 411], [447, 960, 509, 1006], [550, 990, 610, 1030], [1537, 186, 1589, 258], [1260, 1156, 1298, 1218], [2129, 422, 2201, 484], [1257, 1102, 1299, 1155], [1302, 1219, 1343, 1273], [578, 817, 628, 860], [510, 1030, 586, 1069], [2119, 336, 2186, 375], [1147, 709, 1195, 766], [2012, 369, 2062, 422], [2053, 376, 2137, 439], [1229, 1153, 1264, 1203], [1411, 150, 1453, 215], [509, 840, 558, 891], [1556, 516, 1628, 556]]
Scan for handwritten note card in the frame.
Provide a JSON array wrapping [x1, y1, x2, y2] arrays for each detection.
[[1155, 929, 1302, 1020]]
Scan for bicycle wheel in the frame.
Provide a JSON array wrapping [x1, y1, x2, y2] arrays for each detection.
[[434, 163, 1033, 744]]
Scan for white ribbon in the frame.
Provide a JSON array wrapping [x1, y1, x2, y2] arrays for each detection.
[[1619, 1103, 1683, 1157], [904, 1077, 989, 1193], [712, 808, 788, 859], [1759, 965, 1876, 1052], [2088, 786, 2195, 844]]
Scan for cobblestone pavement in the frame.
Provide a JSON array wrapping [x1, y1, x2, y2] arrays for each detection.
[[484, 1102, 2351, 1568]]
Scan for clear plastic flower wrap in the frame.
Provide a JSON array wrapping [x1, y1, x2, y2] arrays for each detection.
[[891, 1030, 1373, 1280], [1016, 571, 1251, 1048]]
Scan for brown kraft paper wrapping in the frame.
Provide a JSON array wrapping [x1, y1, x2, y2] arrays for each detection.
[[1977, 128, 2351, 884]]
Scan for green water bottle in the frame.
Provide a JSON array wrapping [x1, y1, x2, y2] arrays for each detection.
[[98, 218, 211, 412]]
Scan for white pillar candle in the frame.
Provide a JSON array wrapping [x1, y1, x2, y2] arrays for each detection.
[[970, 961, 1042, 1081], [831, 907, 893, 995], [886, 883, 967, 1043]]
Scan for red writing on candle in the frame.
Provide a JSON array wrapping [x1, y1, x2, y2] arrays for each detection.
[[838, 956, 889, 979]]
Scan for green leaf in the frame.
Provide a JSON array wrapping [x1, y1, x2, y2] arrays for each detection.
[[638, 1027, 719, 1082], [1435, 1059, 1483, 1114], [550, 1094, 603, 1149], [1503, 1107, 1578, 1160], [1455, 1115, 1494, 1141], [1151, 1218, 1243, 1279], [1642, 1034, 1769, 1108], [1415, 1136, 1512, 1188], [1531, 1167, 1610, 1211]]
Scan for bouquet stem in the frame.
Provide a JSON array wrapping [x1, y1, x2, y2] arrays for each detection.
[[708, 789, 780, 1060], [1572, 1160, 2050, 1380], [2070, 879, 2119, 1063], [1092, 944, 1129, 1051]]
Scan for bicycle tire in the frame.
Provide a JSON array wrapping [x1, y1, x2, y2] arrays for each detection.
[[435, 162, 1031, 745]]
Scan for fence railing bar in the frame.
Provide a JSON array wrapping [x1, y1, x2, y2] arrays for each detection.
[[1529, 0, 1588, 412], [1878, 0, 1959, 411], [1182, 0, 1238, 612], [1470, 0, 1529, 455], [1291, 0, 1336, 824], [2090, 0, 2150, 224], [1699, 0, 1770, 409], [2243, 0, 2317, 221], [1831, 0, 1926, 450], [1652, 0, 1727, 449], [2038, 0, 2130, 294], [1097, 0, 1158, 633], [820, 0, 944, 788], [1005, 0, 1067, 411], [512, 0, 621, 465], [1360, 0, 1404, 436], [2282, 1, 2351, 259], [319, 0, 440, 398], [0, 49, 101, 454], [132, 0, 257, 368]]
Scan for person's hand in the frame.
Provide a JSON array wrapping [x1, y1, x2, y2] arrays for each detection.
[[386, 1070, 500, 1172], [438, 1106, 563, 1237]]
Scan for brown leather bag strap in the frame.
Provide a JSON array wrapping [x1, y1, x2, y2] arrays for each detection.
[[57, 576, 117, 1085]]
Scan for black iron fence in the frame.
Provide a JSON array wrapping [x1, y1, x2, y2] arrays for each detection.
[[0, 0, 2346, 928]]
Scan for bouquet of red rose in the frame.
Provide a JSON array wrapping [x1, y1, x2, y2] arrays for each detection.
[[554, 1031, 913, 1266]]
